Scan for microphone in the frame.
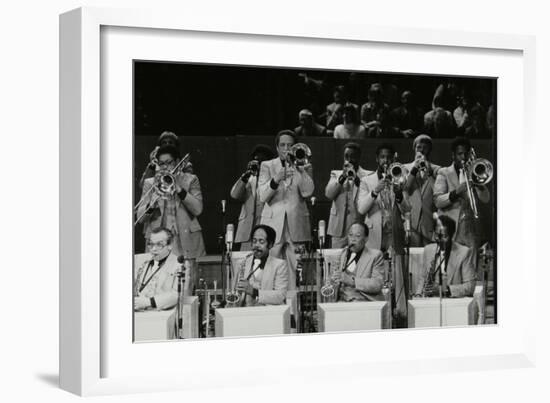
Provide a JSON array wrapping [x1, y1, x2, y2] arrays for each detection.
[[225, 224, 234, 250], [221, 199, 226, 214], [318, 220, 326, 248], [311, 196, 316, 207]]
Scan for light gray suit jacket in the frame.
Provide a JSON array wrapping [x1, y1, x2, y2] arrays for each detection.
[[230, 175, 263, 243], [235, 254, 289, 306], [134, 252, 193, 310], [433, 164, 489, 239], [357, 172, 411, 250], [336, 247, 386, 301], [258, 158, 315, 243], [403, 161, 441, 241], [415, 242, 476, 297], [325, 166, 372, 238]]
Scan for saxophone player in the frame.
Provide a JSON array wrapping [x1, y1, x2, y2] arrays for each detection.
[[414, 215, 476, 298], [331, 223, 386, 302], [234, 225, 289, 306]]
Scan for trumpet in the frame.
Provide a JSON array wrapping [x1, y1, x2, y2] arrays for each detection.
[[387, 153, 406, 186], [226, 252, 253, 308], [287, 143, 312, 167], [343, 162, 356, 181]]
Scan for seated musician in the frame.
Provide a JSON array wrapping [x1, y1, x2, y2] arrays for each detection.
[[414, 215, 476, 298], [235, 224, 289, 306], [332, 222, 386, 302], [134, 227, 192, 311]]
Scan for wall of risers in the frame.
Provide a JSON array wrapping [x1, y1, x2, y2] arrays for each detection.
[[134, 135, 496, 256]]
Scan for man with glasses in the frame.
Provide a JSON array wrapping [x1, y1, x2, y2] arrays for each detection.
[[134, 227, 193, 311], [136, 145, 206, 259]]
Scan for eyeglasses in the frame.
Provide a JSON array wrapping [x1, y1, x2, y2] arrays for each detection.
[[147, 241, 168, 249], [158, 160, 175, 167]]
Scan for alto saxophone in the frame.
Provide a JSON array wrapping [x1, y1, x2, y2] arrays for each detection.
[[226, 252, 253, 307], [134, 258, 149, 297], [320, 248, 347, 302], [421, 257, 437, 297]]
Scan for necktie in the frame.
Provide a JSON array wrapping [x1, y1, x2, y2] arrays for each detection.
[[252, 259, 262, 280], [347, 252, 357, 274], [459, 170, 466, 184]]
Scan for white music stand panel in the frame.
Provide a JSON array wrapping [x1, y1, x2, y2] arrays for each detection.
[[215, 305, 291, 337], [318, 301, 389, 332], [408, 297, 475, 328]]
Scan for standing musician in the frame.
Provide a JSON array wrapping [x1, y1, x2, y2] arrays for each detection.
[[357, 143, 411, 326], [234, 225, 289, 306], [403, 134, 441, 246], [325, 142, 372, 248], [230, 144, 275, 250], [134, 227, 193, 311], [331, 223, 386, 302], [139, 131, 184, 189], [136, 145, 206, 259], [414, 215, 476, 298], [433, 137, 490, 252], [258, 130, 314, 290]]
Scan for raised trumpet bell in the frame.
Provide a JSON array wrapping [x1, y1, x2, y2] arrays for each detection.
[[288, 143, 312, 166]]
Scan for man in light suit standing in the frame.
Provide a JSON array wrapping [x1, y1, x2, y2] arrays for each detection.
[[403, 134, 441, 246], [331, 223, 386, 302], [230, 144, 275, 250], [433, 137, 490, 252], [325, 142, 372, 248], [134, 227, 193, 312], [235, 225, 289, 306], [357, 143, 411, 327], [414, 215, 476, 298], [259, 130, 314, 289]]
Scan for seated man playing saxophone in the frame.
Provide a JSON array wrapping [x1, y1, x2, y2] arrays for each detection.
[[330, 222, 386, 302], [414, 214, 476, 298], [233, 224, 289, 307]]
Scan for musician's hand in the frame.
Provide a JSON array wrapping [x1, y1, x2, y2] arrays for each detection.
[[273, 167, 287, 184], [402, 129, 414, 138], [341, 272, 355, 286], [134, 296, 151, 311], [374, 180, 386, 194], [236, 279, 255, 296], [175, 174, 188, 195], [297, 163, 312, 176]]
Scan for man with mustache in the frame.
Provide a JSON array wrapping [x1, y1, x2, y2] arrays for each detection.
[[331, 222, 386, 302], [234, 224, 289, 307]]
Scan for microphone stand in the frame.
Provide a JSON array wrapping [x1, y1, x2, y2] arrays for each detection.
[[219, 200, 227, 307], [175, 260, 186, 339]]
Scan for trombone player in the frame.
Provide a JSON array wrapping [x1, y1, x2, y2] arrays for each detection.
[[433, 137, 491, 253], [136, 145, 206, 259], [259, 130, 314, 290]]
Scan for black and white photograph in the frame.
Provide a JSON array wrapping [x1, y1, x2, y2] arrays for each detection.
[[132, 62, 497, 341]]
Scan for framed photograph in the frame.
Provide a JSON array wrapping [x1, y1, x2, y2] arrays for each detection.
[[60, 6, 536, 396]]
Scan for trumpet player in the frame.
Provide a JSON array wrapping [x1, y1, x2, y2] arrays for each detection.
[[433, 137, 490, 251], [234, 225, 289, 306], [136, 145, 206, 259], [414, 215, 476, 298], [325, 142, 372, 248], [403, 134, 441, 246], [331, 223, 386, 302], [230, 144, 275, 250], [357, 143, 411, 327], [259, 130, 314, 290]]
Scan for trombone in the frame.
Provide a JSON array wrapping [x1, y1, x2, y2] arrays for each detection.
[[134, 153, 191, 225], [460, 148, 493, 219]]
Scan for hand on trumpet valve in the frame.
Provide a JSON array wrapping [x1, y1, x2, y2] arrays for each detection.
[[236, 279, 255, 296], [246, 160, 260, 176]]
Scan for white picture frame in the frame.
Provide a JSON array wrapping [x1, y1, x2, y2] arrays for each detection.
[[60, 6, 536, 396]]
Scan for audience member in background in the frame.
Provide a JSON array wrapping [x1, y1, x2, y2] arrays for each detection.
[[333, 105, 367, 139], [139, 131, 181, 189], [325, 85, 358, 135], [453, 91, 485, 133], [403, 135, 441, 246], [486, 104, 495, 137], [360, 83, 390, 137], [325, 142, 372, 247], [294, 109, 327, 137], [464, 104, 490, 138], [230, 144, 275, 251], [424, 86, 456, 138], [389, 90, 424, 138]]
